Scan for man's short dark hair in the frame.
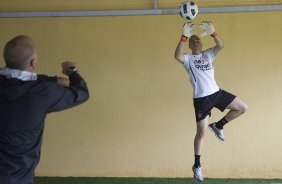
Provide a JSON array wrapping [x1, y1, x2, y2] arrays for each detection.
[[3, 35, 36, 70]]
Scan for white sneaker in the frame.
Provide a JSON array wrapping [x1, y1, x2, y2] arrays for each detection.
[[192, 166, 204, 182], [209, 123, 225, 141]]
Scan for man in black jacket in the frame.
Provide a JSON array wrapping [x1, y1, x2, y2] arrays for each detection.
[[0, 35, 89, 184]]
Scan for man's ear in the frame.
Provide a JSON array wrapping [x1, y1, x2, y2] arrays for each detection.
[[30, 58, 37, 69], [26, 58, 37, 71]]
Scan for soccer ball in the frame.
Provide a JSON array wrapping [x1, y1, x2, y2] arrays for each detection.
[[179, 1, 198, 20]]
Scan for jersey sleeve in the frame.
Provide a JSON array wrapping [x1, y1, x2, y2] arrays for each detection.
[[182, 53, 190, 70], [204, 48, 216, 62]]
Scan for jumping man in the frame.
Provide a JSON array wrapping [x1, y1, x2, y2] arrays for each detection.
[[174, 22, 248, 182]]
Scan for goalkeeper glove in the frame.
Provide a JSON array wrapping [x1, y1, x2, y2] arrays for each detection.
[[181, 22, 195, 42], [199, 21, 217, 37]]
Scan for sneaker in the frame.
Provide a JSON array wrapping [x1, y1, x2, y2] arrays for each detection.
[[209, 123, 225, 141], [192, 166, 204, 182]]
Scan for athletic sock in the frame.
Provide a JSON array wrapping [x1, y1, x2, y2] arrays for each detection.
[[193, 155, 201, 168], [215, 117, 228, 130]]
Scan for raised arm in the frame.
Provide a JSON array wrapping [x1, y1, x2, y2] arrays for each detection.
[[199, 21, 224, 56], [174, 41, 186, 64], [174, 22, 195, 64], [47, 61, 89, 112], [212, 34, 224, 56]]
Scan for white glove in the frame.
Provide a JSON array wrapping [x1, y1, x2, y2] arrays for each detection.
[[182, 22, 195, 38], [199, 21, 215, 37]]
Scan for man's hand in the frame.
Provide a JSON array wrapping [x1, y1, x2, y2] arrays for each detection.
[[199, 21, 217, 37], [181, 22, 195, 42], [61, 61, 77, 76], [57, 77, 70, 87]]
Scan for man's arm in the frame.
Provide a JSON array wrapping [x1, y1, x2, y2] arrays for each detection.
[[47, 61, 89, 112], [57, 77, 70, 87], [174, 22, 195, 64], [212, 34, 224, 56], [37, 75, 70, 87], [174, 41, 186, 64]]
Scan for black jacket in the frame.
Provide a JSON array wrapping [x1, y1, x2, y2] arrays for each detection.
[[0, 72, 89, 184]]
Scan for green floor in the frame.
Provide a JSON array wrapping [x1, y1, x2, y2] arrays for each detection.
[[35, 177, 282, 184]]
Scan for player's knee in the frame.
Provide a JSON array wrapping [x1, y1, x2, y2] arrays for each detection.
[[239, 103, 248, 114], [196, 130, 206, 139]]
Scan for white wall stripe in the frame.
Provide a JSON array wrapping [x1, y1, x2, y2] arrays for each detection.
[[0, 5, 282, 18]]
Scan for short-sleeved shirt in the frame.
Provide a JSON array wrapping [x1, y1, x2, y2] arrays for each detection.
[[183, 48, 219, 98]]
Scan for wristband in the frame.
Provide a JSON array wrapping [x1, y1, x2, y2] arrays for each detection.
[[67, 66, 78, 75], [211, 32, 218, 38], [181, 35, 188, 42]]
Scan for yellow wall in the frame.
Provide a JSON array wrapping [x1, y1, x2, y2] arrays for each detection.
[[0, 11, 282, 178]]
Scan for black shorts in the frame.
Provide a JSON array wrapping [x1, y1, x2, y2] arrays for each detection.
[[193, 89, 236, 122]]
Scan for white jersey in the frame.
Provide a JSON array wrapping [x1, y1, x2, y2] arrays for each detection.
[[183, 48, 219, 98]]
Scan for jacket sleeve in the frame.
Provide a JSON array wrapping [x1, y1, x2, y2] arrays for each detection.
[[37, 74, 58, 82], [47, 72, 89, 112]]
